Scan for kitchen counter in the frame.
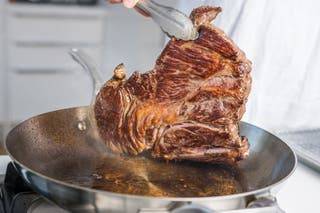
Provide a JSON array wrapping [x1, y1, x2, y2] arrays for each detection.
[[0, 155, 319, 212], [277, 163, 320, 212]]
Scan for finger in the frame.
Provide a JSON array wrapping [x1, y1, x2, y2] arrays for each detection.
[[123, 0, 139, 8]]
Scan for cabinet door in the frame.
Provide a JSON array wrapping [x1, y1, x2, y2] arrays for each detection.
[[8, 46, 103, 73], [5, 5, 107, 122], [8, 70, 92, 121], [7, 5, 106, 45]]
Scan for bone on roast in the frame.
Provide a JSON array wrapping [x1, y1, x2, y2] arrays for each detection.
[[94, 6, 252, 164]]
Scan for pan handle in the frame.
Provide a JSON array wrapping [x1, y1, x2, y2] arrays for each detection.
[[139, 205, 213, 213], [246, 196, 285, 213], [138, 196, 285, 213], [68, 48, 104, 104], [171, 205, 213, 213]]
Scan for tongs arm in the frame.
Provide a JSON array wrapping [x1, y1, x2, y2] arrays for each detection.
[[135, 0, 198, 41]]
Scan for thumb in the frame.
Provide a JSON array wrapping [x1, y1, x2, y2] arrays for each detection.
[[123, 0, 139, 8]]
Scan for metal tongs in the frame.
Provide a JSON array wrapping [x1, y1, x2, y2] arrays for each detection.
[[135, 0, 198, 41]]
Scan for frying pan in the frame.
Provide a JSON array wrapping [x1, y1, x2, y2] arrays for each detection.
[[5, 105, 296, 213], [5, 49, 296, 212]]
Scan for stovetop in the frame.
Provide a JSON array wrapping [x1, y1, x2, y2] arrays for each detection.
[[0, 163, 68, 213], [0, 162, 285, 213]]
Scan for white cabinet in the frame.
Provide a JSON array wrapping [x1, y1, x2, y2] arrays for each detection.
[[8, 71, 92, 120], [8, 46, 102, 72], [3, 2, 170, 122], [9, 15, 104, 44], [5, 4, 107, 122]]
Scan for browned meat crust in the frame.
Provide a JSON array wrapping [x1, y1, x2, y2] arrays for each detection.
[[95, 6, 252, 164]]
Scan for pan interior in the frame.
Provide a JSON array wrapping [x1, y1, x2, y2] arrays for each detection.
[[6, 106, 296, 198]]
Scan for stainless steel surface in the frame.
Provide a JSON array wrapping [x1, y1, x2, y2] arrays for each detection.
[[135, 0, 198, 41], [5, 106, 296, 212], [69, 48, 103, 104], [28, 198, 69, 213], [0, 124, 3, 152], [139, 197, 285, 213], [0, 122, 16, 155], [278, 129, 320, 172]]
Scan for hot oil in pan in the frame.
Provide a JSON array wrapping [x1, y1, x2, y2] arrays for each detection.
[[59, 153, 246, 197]]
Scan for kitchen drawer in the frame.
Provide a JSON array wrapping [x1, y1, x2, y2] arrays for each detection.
[[8, 71, 92, 121], [8, 46, 103, 73], [8, 16, 105, 44]]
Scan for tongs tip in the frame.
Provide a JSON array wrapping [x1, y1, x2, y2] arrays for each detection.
[[136, 0, 199, 41]]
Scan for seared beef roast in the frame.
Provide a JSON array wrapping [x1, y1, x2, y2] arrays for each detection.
[[95, 6, 252, 164]]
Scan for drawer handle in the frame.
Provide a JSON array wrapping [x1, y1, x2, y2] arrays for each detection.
[[15, 41, 101, 47], [12, 12, 102, 20], [13, 68, 73, 75]]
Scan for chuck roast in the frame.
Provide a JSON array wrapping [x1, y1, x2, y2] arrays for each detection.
[[95, 6, 252, 164]]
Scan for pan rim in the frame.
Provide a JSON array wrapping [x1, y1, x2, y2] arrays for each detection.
[[5, 106, 298, 202]]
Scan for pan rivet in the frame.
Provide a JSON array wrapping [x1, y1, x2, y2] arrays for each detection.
[[77, 121, 87, 131]]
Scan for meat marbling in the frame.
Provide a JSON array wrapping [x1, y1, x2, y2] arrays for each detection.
[[94, 6, 252, 164]]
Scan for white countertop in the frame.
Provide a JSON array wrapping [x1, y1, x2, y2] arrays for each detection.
[[0, 156, 319, 212], [277, 163, 320, 212]]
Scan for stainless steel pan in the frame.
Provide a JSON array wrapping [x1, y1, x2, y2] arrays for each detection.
[[5, 105, 296, 213]]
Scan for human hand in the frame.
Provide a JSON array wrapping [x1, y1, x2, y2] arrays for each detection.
[[108, 0, 140, 8], [107, 0, 150, 17]]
